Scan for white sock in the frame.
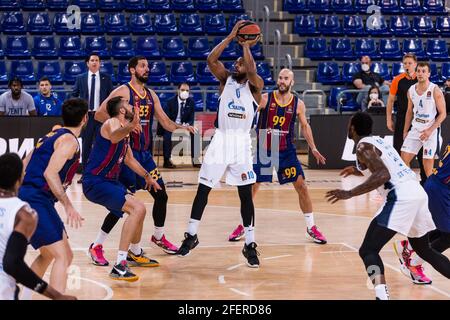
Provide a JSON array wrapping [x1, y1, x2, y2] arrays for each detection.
[[94, 230, 108, 247], [129, 243, 141, 256], [21, 287, 33, 300], [116, 250, 128, 265], [374, 284, 390, 300], [244, 226, 255, 245], [187, 218, 200, 236], [153, 226, 164, 240], [303, 213, 315, 229]]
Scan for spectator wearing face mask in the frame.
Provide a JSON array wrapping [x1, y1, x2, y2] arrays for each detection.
[[363, 85, 385, 112], [443, 77, 450, 114], [352, 55, 390, 107]]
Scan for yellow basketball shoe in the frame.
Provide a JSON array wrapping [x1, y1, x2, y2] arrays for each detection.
[[127, 249, 159, 267]]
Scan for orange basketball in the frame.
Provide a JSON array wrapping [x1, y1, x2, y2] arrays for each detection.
[[237, 21, 261, 41]]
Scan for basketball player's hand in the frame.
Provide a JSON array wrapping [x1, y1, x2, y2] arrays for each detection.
[[420, 128, 432, 141], [312, 149, 326, 165], [326, 189, 352, 203], [386, 118, 394, 132], [144, 176, 162, 192], [230, 20, 247, 39], [184, 125, 197, 134], [340, 166, 362, 177], [129, 106, 141, 132], [65, 205, 84, 229], [238, 35, 261, 48]]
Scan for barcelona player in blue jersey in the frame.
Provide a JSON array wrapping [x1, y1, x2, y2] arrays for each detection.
[[228, 69, 328, 244], [18, 98, 87, 295], [87, 56, 195, 267]]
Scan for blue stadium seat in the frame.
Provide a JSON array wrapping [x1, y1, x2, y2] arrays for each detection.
[[371, 62, 391, 80], [111, 36, 135, 59], [59, 36, 85, 59], [390, 15, 412, 36], [436, 16, 450, 36], [99, 0, 123, 11], [21, 0, 45, 10], [328, 87, 359, 112], [426, 39, 449, 61], [5, 36, 30, 58], [64, 61, 87, 84], [122, 0, 146, 10], [37, 61, 63, 84], [136, 36, 161, 59], [84, 36, 110, 59], [354, 0, 376, 13], [342, 62, 361, 82], [308, 0, 331, 13], [2, 12, 25, 34], [117, 62, 131, 84], [32, 36, 58, 59], [379, 0, 400, 13], [206, 86, 220, 111], [391, 62, 405, 77], [283, 0, 308, 13], [162, 37, 186, 59], [304, 38, 329, 60], [172, 0, 196, 11], [99, 61, 116, 84], [148, 61, 169, 85], [129, 13, 154, 34], [10, 61, 36, 84], [228, 14, 250, 31], [0, 39, 3, 58], [213, 37, 239, 59], [220, 0, 244, 12], [190, 86, 205, 111], [27, 13, 52, 35], [316, 62, 341, 84], [318, 15, 342, 36], [294, 15, 319, 36], [0, 0, 19, 11], [441, 62, 450, 82], [330, 38, 354, 60], [81, 13, 104, 34], [196, 0, 219, 11], [188, 37, 211, 59], [0, 61, 7, 85], [157, 86, 176, 109], [367, 15, 390, 36], [170, 62, 196, 84], [204, 14, 227, 35], [46, 0, 68, 10], [104, 13, 129, 34], [429, 63, 440, 83], [331, 0, 355, 13], [413, 16, 435, 36], [180, 13, 204, 34], [155, 13, 178, 34], [379, 39, 402, 59], [400, 0, 423, 13], [402, 39, 425, 59], [196, 62, 219, 84], [53, 13, 79, 34], [71, 0, 98, 10], [147, 0, 171, 11], [355, 38, 380, 59], [342, 15, 365, 36], [257, 62, 275, 85], [423, 0, 445, 14]]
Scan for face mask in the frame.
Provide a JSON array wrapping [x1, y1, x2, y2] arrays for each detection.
[[179, 91, 189, 100], [361, 63, 370, 72], [369, 93, 379, 100]]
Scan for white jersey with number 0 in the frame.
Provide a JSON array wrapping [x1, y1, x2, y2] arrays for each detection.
[[408, 82, 438, 131]]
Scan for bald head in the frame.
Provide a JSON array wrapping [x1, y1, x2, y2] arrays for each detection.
[[277, 68, 294, 93]]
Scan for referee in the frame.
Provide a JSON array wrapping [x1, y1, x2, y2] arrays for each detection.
[[386, 53, 427, 184]]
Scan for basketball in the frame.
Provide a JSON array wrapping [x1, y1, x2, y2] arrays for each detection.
[[237, 21, 261, 42]]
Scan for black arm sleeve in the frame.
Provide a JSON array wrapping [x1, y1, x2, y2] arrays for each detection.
[[2, 231, 48, 294]]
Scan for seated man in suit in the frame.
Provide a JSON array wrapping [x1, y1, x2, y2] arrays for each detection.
[[158, 83, 200, 168]]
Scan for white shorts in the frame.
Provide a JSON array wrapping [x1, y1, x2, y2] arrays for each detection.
[[374, 182, 436, 238], [198, 129, 256, 188], [401, 127, 441, 159]]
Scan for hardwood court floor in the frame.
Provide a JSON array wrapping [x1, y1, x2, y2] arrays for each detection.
[[25, 161, 450, 300]]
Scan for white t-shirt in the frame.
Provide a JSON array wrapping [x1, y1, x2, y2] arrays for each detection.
[[0, 90, 36, 116], [408, 82, 438, 131]]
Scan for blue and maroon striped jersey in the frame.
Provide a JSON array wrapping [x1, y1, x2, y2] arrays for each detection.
[[434, 143, 450, 186]]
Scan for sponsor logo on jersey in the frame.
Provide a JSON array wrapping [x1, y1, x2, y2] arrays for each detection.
[[227, 100, 245, 112], [228, 112, 246, 119]]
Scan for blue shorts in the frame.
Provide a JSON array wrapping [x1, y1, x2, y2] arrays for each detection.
[[424, 175, 450, 233], [83, 175, 128, 218], [18, 186, 66, 250], [253, 148, 305, 185], [119, 150, 164, 193]]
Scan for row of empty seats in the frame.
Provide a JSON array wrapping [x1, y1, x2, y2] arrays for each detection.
[[0, 0, 244, 12], [0, 60, 274, 85], [284, 0, 446, 14], [316, 61, 450, 84], [305, 38, 450, 61], [0, 12, 249, 35], [294, 15, 450, 37], [0, 35, 264, 60]]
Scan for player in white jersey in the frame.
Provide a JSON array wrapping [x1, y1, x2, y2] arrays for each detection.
[[0, 153, 75, 300], [177, 21, 264, 268], [401, 62, 447, 177], [326, 112, 450, 300]]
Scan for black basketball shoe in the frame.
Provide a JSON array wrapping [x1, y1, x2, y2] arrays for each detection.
[[177, 232, 199, 257], [242, 242, 260, 268]]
